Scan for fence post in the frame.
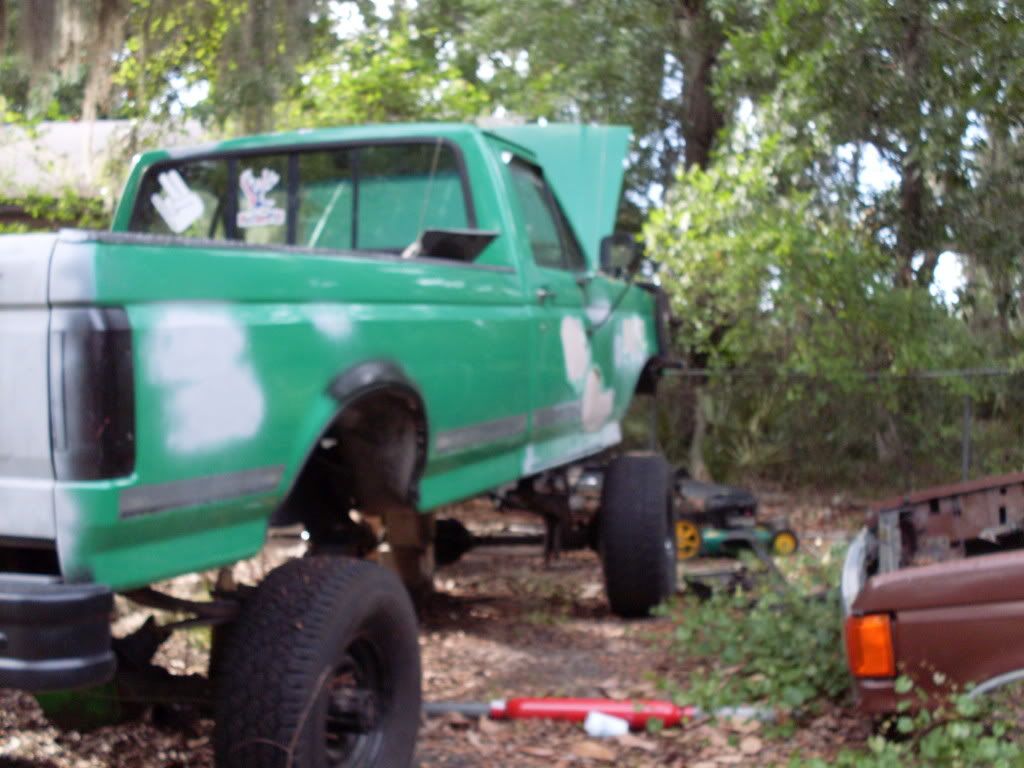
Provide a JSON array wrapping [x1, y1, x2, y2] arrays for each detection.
[[649, 395, 659, 451], [962, 394, 972, 481]]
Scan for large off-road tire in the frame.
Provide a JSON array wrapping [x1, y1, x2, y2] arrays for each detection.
[[213, 556, 421, 768], [598, 453, 677, 618]]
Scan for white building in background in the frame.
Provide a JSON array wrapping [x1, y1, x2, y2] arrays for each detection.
[[0, 120, 206, 199]]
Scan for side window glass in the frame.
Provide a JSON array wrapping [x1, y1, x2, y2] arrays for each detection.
[[556, 203, 585, 271], [130, 158, 230, 238], [295, 142, 470, 252], [507, 159, 584, 271], [357, 143, 469, 251], [235, 155, 289, 246], [508, 161, 563, 269], [297, 149, 354, 249]]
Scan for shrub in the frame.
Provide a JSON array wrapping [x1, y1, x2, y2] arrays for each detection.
[[662, 550, 849, 714]]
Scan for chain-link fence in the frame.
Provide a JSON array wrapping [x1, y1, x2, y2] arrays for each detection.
[[627, 369, 1024, 493]]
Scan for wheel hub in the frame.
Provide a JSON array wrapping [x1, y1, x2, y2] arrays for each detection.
[[328, 687, 380, 733], [323, 645, 388, 766]]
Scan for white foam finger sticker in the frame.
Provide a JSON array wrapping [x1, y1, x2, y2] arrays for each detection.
[[151, 169, 205, 234]]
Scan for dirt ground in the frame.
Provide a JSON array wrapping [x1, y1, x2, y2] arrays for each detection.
[[0, 495, 869, 767]]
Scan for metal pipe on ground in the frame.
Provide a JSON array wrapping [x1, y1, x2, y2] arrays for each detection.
[[423, 697, 775, 730]]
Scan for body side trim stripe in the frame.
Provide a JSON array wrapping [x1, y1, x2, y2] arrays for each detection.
[[119, 465, 285, 519], [434, 414, 527, 456], [532, 400, 581, 430]]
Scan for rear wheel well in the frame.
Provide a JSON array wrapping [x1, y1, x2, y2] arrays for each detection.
[[275, 385, 427, 540]]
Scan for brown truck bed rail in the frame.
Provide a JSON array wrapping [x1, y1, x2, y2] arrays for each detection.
[[870, 471, 1024, 573]]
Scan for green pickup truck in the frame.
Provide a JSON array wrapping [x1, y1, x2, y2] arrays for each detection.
[[0, 122, 674, 767]]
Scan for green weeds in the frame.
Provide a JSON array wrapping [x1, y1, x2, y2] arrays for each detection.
[[791, 677, 1024, 767], [660, 549, 1024, 765], [661, 551, 849, 715]]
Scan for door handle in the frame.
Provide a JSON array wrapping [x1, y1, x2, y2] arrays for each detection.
[[575, 272, 594, 288], [536, 287, 557, 304]]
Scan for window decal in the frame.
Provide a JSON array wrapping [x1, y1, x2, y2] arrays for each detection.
[[151, 169, 205, 234], [237, 168, 285, 229]]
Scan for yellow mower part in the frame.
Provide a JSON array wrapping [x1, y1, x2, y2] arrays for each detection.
[[772, 529, 799, 556], [675, 519, 702, 560]]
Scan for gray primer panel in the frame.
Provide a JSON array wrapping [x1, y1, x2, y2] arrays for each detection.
[[0, 234, 57, 306], [434, 414, 528, 455], [0, 235, 57, 541], [119, 465, 285, 518], [0, 482, 57, 539], [48, 237, 97, 304], [0, 310, 53, 479]]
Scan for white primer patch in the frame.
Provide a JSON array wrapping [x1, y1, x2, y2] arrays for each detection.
[[559, 316, 590, 386], [304, 304, 354, 341], [585, 299, 611, 326], [146, 307, 265, 454], [581, 367, 615, 432], [558, 315, 615, 433], [614, 314, 649, 370]]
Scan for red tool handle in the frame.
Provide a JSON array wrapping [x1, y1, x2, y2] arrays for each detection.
[[490, 697, 696, 729]]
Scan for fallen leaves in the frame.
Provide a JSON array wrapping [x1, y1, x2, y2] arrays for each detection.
[[740, 735, 764, 755], [619, 733, 659, 753], [572, 740, 617, 762], [520, 745, 557, 758], [0, 496, 874, 768]]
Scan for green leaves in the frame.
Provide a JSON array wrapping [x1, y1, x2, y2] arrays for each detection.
[[665, 552, 849, 714], [275, 31, 487, 128]]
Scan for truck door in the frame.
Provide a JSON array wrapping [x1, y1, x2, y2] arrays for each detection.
[[504, 157, 610, 472]]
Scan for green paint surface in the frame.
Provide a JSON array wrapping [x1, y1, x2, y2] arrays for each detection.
[[56, 123, 659, 589]]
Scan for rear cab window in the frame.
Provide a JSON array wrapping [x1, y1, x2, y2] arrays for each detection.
[[129, 140, 474, 256]]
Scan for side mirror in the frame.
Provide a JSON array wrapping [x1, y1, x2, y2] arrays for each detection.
[[401, 228, 499, 262], [599, 233, 643, 278]]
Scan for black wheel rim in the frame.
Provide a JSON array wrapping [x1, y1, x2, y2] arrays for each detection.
[[323, 635, 391, 767]]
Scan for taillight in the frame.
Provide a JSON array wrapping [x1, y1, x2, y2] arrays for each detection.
[[49, 308, 135, 480], [845, 614, 895, 678]]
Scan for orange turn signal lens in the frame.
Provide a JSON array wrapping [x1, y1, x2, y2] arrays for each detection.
[[845, 614, 895, 678]]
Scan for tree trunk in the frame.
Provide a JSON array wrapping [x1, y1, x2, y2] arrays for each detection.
[[675, 0, 725, 172], [135, 0, 154, 114], [689, 385, 712, 482], [238, 0, 273, 134], [896, 156, 925, 286], [22, 0, 57, 113], [895, 0, 929, 287], [0, 1, 7, 57], [674, 1, 725, 478], [81, 0, 126, 122]]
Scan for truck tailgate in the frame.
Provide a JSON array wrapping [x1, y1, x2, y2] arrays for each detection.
[[0, 234, 58, 541]]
